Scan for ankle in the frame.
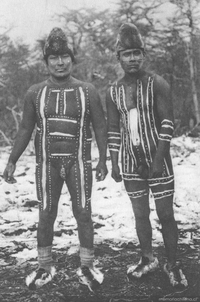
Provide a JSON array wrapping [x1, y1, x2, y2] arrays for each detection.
[[167, 261, 176, 270], [142, 254, 154, 262], [80, 246, 94, 268], [38, 245, 53, 272], [39, 264, 53, 274]]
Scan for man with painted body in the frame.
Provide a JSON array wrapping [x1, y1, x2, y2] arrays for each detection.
[[3, 28, 108, 291], [106, 23, 188, 287]]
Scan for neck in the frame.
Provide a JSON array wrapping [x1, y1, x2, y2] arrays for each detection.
[[124, 69, 145, 82], [49, 75, 72, 86]]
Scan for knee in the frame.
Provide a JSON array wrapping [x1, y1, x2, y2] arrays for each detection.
[[134, 212, 150, 222], [132, 204, 150, 220], [39, 208, 57, 226], [157, 210, 175, 224], [133, 210, 150, 229], [74, 208, 92, 225], [130, 194, 150, 220]]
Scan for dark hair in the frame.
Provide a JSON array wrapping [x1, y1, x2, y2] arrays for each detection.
[[43, 49, 75, 65], [117, 48, 146, 60], [43, 28, 75, 64]]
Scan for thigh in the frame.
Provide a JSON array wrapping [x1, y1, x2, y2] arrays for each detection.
[[66, 160, 92, 211], [148, 175, 174, 201], [36, 161, 64, 212], [124, 178, 150, 217], [149, 175, 175, 219]]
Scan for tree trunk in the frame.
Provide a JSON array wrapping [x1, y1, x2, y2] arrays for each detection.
[[186, 0, 200, 125], [187, 41, 200, 124]]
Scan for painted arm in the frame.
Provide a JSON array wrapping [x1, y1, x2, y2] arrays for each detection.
[[3, 91, 36, 183], [150, 74, 174, 178], [89, 84, 108, 181], [106, 86, 122, 182]]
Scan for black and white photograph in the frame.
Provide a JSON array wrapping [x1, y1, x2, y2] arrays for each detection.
[[0, 0, 200, 301]]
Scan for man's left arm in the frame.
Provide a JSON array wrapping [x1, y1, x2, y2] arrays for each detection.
[[88, 84, 108, 181], [151, 75, 174, 178]]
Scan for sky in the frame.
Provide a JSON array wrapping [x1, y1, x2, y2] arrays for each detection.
[[0, 0, 176, 46], [0, 0, 118, 45]]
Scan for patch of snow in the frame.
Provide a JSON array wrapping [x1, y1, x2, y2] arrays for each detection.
[[0, 136, 200, 261]]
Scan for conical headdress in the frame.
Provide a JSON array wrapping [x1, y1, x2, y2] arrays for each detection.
[[116, 23, 144, 54], [43, 28, 74, 62]]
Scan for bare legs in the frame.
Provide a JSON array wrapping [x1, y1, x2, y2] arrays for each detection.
[[124, 179, 178, 266], [37, 160, 94, 250], [155, 197, 178, 268], [131, 196, 154, 261]]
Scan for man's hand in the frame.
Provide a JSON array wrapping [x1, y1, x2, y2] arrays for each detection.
[[96, 161, 108, 182], [137, 164, 149, 179], [111, 164, 122, 182], [3, 162, 17, 184], [149, 157, 164, 178]]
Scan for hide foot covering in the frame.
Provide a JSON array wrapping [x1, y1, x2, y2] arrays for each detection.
[[77, 266, 104, 292], [26, 267, 56, 290], [127, 257, 159, 279], [164, 262, 188, 287]]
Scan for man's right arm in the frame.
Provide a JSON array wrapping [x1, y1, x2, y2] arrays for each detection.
[[106, 87, 122, 182], [3, 91, 36, 182]]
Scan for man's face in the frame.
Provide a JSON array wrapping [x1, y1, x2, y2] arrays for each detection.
[[47, 53, 73, 80], [119, 49, 145, 74]]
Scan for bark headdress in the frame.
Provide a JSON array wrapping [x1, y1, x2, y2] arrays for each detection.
[[115, 23, 145, 54], [43, 27, 74, 62]]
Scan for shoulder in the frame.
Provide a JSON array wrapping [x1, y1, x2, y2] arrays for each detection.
[[78, 81, 100, 99], [81, 82, 97, 94], [149, 74, 171, 106], [106, 79, 121, 95], [105, 82, 116, 100], [150, 74, 170, 97], [69, 77, 96, 91], [69, 78, 102, 105], [115, 76, 125, 87], [153, 74, 169, 88], [26, 80, 48, 96]]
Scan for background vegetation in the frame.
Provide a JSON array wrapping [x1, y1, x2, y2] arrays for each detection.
[[0, 0, 200, 145]]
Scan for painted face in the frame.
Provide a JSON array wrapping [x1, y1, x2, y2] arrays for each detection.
[[47, 53, 73, 80], [119, 49, 145, 74]]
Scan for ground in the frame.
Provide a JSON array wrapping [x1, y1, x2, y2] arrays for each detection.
[[0, 242, 199, 302], [0, 136, 200, 302]]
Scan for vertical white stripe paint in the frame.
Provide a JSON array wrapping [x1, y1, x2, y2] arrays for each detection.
[[147, 78, 169, 174], [137, 83, 148, 168], [121, 85, 136, 168], [146, 78, 157, 148], [63, 91, 67, 115], [110, 86, 115, 103], [164, 158, 170, 175], [129, 108, 140, 146], [120, 86, 136, 172], [121, 86, 130, 171], [40, 86, 47, 210], [56, 92, 59, 114], [140, 82, 152, 164], [115, 86, 118, 106], [150, 79, 159, 139], [78, 87, 86, 208]]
